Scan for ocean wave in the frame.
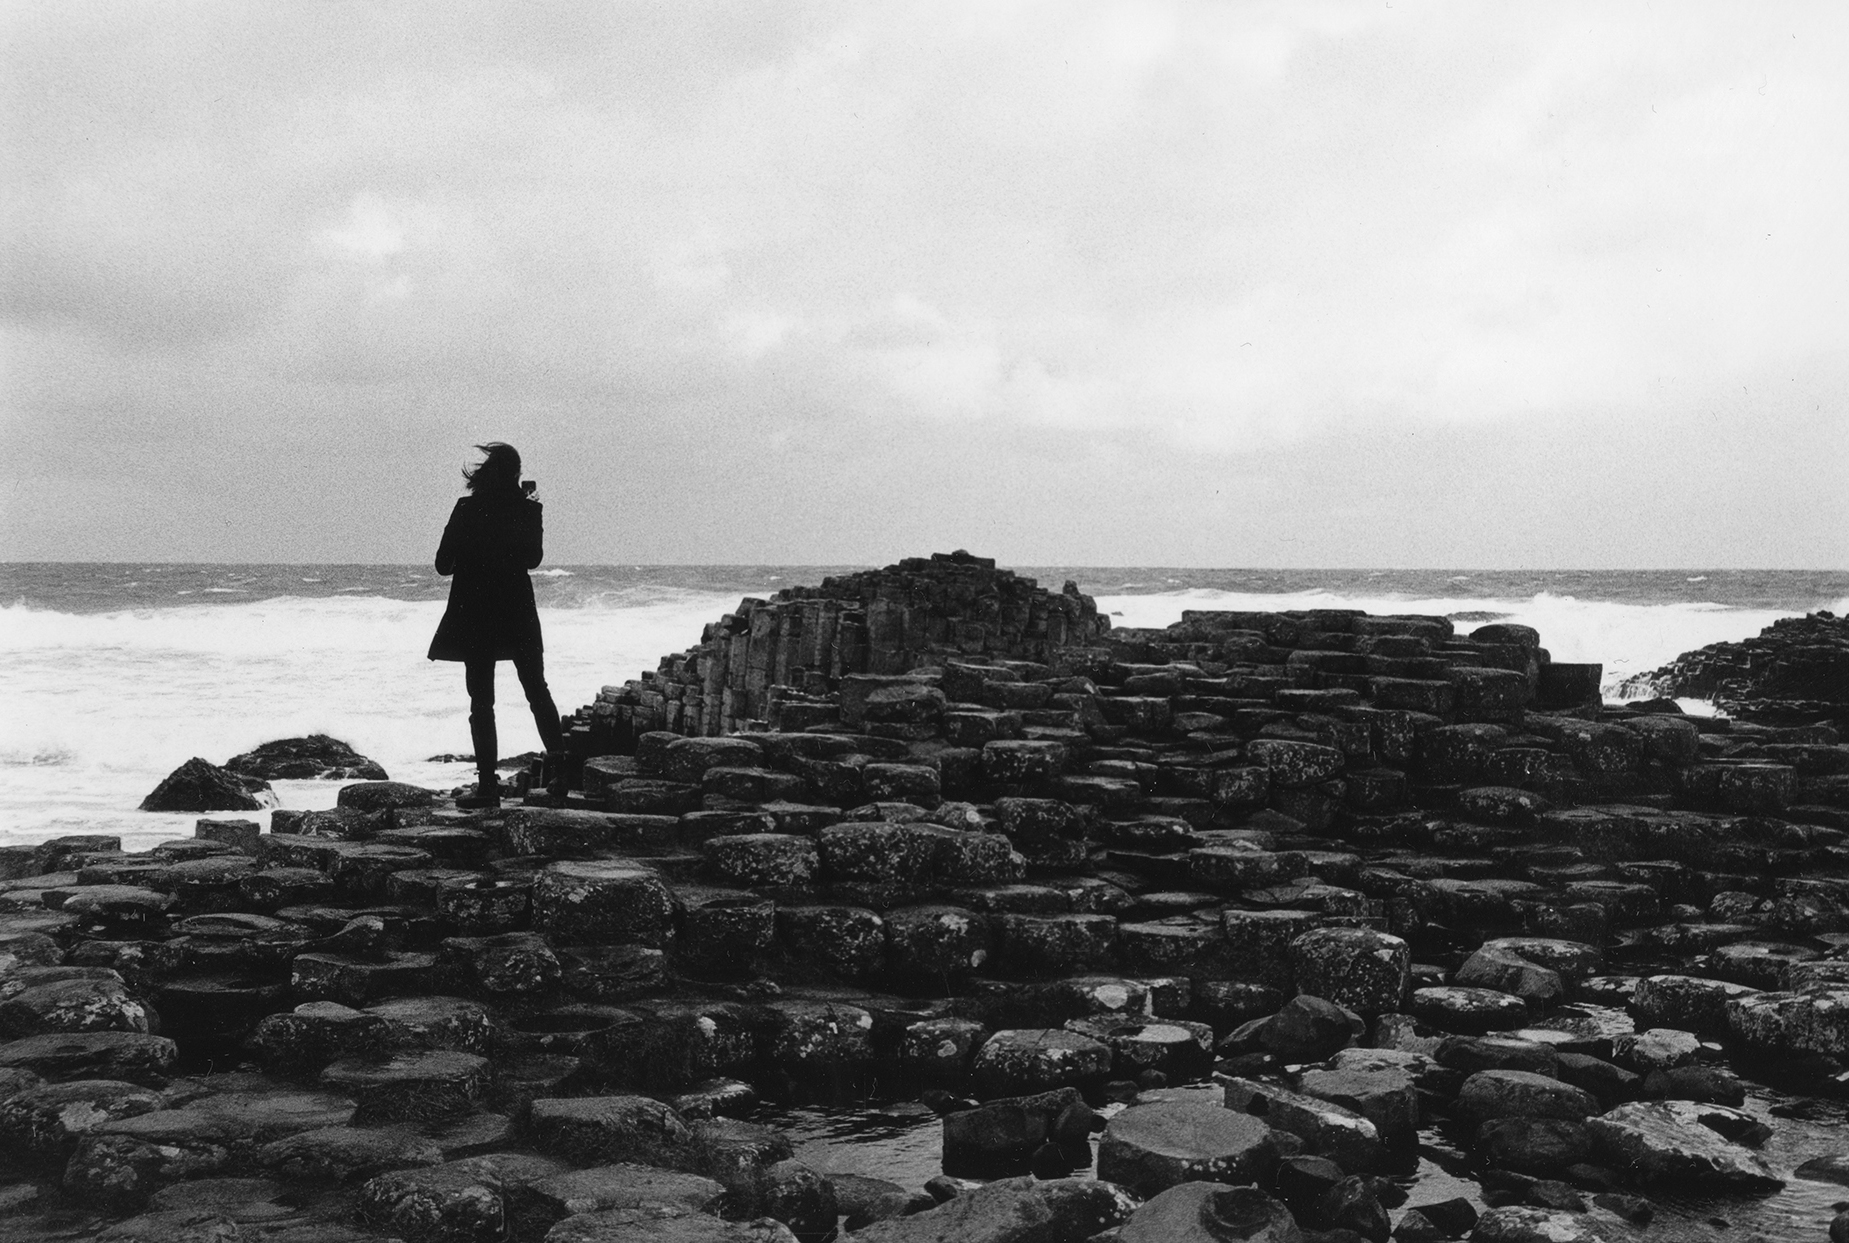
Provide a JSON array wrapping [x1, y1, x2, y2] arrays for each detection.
[[0, 748, 73, 768], [1091, 587, 1812, 691], [1, 575, 1841, 852]]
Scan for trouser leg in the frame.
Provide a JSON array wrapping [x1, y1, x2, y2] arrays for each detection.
[[512, 649, 565, 753], [465, 658, 498, 786]]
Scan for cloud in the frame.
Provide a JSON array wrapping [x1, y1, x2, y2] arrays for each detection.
[[1, 0, 1844, 565]]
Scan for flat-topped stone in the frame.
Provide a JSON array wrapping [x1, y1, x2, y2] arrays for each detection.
[[0, 1032, 177, 1085], [320, 1050, 491, 1124], [1098, 1101, 1290, 1197], [973, 1029, 1111, 1099], [528, 1095, 696, 1168], [532, 861, 676, 945]]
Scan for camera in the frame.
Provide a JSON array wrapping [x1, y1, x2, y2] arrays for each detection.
[[521, 480, 537, 495]]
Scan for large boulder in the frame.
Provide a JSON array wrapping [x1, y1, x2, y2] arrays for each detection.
[[1454, 944, 1563, 1008], [941, 1088, 1081, 1177], [846, 1176, 1137, 1243], [1119, 1182, 1303, 1243], [139, 758, 274, 813], [1586, 1099, 1782, 1191], [1469, 1206, 1611, 1242], [1474, 1117, 1592, 1174], [1455, 1070, 1598, 1123], [1243, 995, 1364, 1063], [224, 735, 388, 781]]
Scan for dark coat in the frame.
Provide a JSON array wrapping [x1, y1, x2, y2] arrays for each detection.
[[427, 491, 546, 662]]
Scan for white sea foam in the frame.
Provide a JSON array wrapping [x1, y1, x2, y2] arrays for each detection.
[[0, 585, 1832, 852], [0, 592, 740, 850]]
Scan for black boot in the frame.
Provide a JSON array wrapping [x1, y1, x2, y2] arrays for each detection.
[[457, 772, 501, 809], [541, 751, 570, 799]]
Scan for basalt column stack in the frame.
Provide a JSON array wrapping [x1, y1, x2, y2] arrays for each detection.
[[565, 552, 1108, 756]]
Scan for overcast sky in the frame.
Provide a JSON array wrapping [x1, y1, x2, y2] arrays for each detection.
[[3, 1, 1845, 567]]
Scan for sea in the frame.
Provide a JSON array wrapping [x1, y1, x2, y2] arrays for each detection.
[[2, 564, 1845, 854]]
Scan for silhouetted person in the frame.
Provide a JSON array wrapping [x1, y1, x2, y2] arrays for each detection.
[[428, 442, 563, 807]]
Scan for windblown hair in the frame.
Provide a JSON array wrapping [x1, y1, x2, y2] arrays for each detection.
[[463, 442, 522, 495]]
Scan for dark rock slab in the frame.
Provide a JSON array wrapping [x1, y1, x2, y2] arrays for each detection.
[[356, 1151, 571, 1243], [0, 967, 151, 1038], [337, 780, 437, 812], [0, 1077, 163, 1158], [1585, 1099, 1782, 1191], [1119, 1181, 1301, 1243], [0, 1031, 177, 1084], [140, 757, 274, 813], [972, 1029, 1110, 1099], [254, 1122, 445, 1182], [320, 1049, 491, 1124], [528, 1095, 697, 1167], [846, 1176, 1137, 1243], [545, 1210, 799, 1242], [225, 735, 388, 781]]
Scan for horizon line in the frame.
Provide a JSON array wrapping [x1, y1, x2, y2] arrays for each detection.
[[4, 560, 1847, 574]]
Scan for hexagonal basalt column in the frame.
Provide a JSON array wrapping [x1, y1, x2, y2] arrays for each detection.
[[320, 1049, 493, 1124], [766, 1000, 876, 1083], [676, 888, 775, 977], [981, 740, 1070, 785], [1289, 926, 1410, 1018], [1220, 909, 1324, 991], [972, 1029, 1111, 1098], [532, 861, 676, 946], [883, 905, 991, 986], [703, 833, 819, 893], [1098, 1101, 1288, 1199], [774, 905, 887, 982]]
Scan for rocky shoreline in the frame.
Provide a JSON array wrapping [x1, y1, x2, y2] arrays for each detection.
[[1619, 609, 1849, 734], [3, 551, 1848, 1243]]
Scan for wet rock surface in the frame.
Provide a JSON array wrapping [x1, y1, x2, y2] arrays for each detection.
[[1621, 610, 1849, 731], [6, 554, 1847, 1240], [224, 736, 390, 782], [138, 758, 275, 814]]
